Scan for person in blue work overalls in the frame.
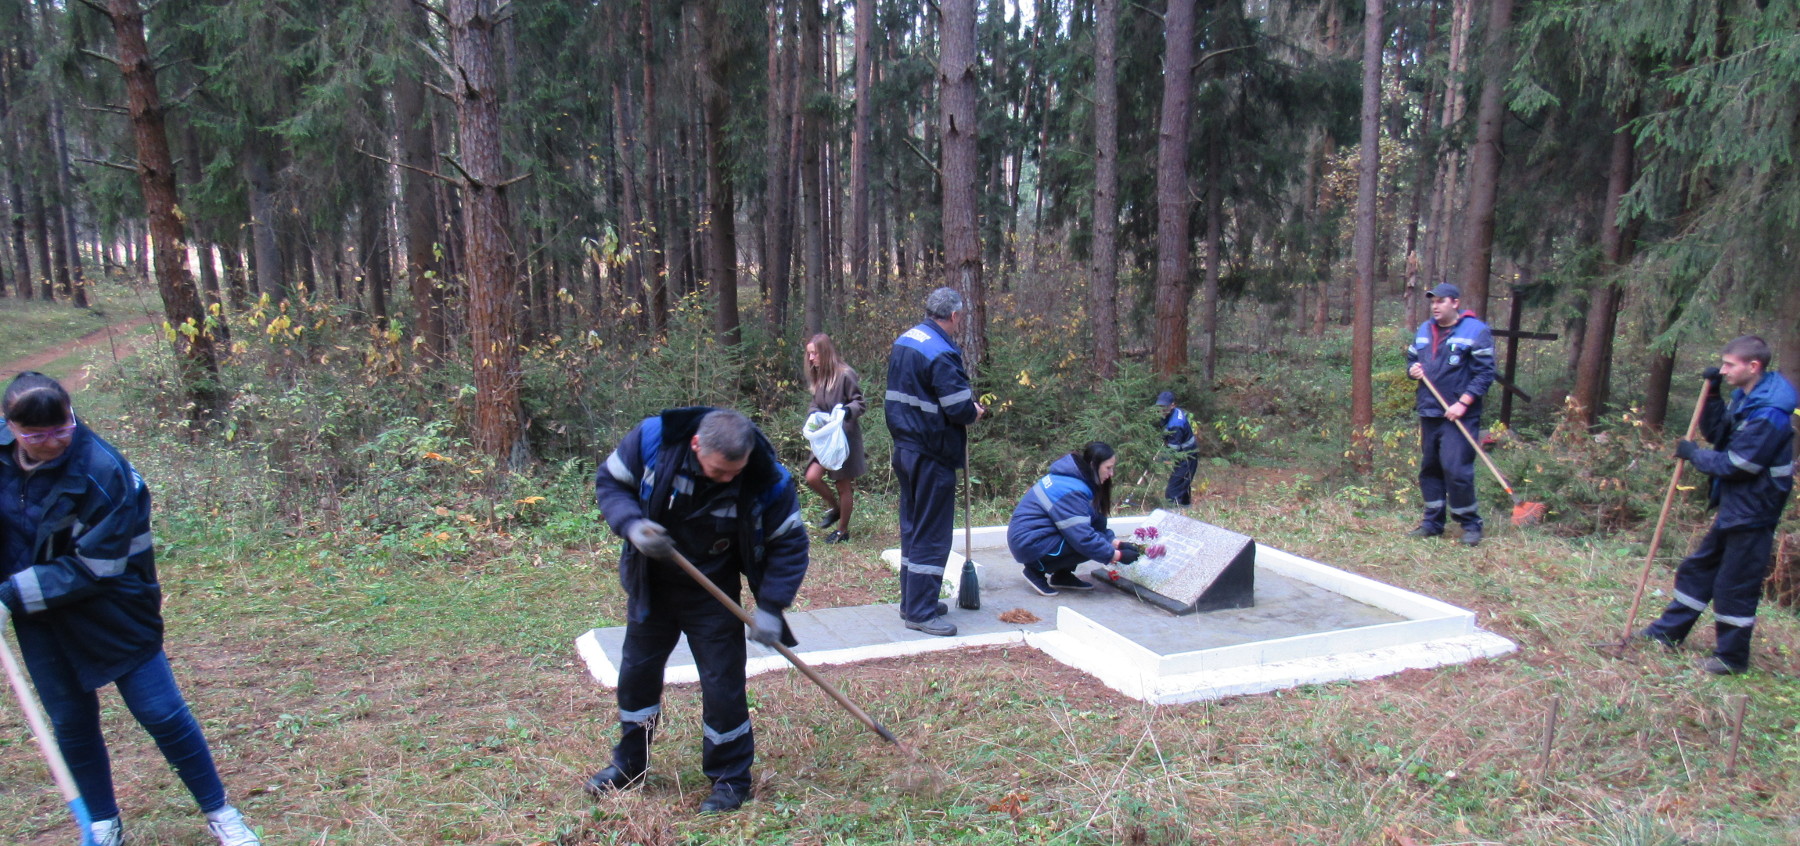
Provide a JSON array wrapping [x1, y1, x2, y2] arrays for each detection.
[[1155, 391, 1198, 506], [1405, 282, 1495, 547], [1007, 442, 1142, 596]]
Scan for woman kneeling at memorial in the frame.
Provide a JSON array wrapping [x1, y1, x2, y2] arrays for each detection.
[[1006, 441, 1140, 596]]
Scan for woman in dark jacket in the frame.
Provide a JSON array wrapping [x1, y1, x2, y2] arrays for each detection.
[[0, 373, 261, 846], [803, 333, 867, 543], [1006, 442, 1139, 596]]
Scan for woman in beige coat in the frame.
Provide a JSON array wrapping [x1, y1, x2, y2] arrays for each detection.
[[803, 333, 866, 542]]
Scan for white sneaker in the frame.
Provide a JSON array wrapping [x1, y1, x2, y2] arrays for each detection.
[[205, 805, 262, 846], [90, 817, 125, 846]]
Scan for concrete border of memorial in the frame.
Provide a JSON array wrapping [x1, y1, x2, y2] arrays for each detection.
[[576, 514, 1515, 704]]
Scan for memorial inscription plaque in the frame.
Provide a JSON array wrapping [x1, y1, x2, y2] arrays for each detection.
[[1102, 509, 1254, 614]]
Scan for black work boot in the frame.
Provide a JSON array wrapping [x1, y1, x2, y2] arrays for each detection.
[[699, 783, 747, 814], [583, 764, 645, 796], [1460, 527, 1482, 547], [1406, 525, 1443, 539]]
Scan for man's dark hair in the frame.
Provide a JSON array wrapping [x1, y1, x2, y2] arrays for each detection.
[[1722, 335, 1772, 369], [4, 372, 72, 427], [925, 287, 965, 320], [695, 409, 757, 461]]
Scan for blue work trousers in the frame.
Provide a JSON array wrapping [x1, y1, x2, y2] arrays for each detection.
[[1644, 526, 1775, 670], [1418, 416, 1482, 532], [27, 649, 227, 822], [1165, 456, 1197, 506], [611, 574, 754, 792], [893, 447, 957, 623]]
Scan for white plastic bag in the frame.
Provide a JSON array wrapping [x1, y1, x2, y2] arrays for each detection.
[[803, 404, 850, 471]]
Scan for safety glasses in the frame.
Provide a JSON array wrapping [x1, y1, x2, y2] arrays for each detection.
[[8, 423, 75, 444]]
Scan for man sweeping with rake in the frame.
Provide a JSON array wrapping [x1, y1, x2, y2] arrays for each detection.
[[588, 407, 809, 813], [1638, 336, 1795, 675], [1405, 283, 1497, 547]]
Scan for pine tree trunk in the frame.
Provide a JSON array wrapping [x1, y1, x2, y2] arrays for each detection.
[[447, 0, 524, 468], [49, 96, 88, 307], [395, 0, 445, 360], [106, 0, 222, 416], [698, 1, 739, 345], [244, 139, 286, 300], [940, 0, 986, 370], [1200, 138, 1223, 384], [1152, 0, 1196, 379], [1457, 0, 1514, 319], [180, 123, 224, 319], [800, 0, 826, 338], [1351, 0, 1385, 449], [1088, 0, 1121, 379], [849, 0, 874, 296], [29, 191, 53, 300], [1567, 113, 1635, 430]]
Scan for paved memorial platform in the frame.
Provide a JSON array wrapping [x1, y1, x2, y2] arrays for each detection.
[[576, 513, 1516, 703]]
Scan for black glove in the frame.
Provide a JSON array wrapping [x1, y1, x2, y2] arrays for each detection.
[[1116, 544, 1142, 565], [1701, 367, 1723, 389], [1674, 439, 1699, 461], [749, 606, 784, 646], [625, 519, 675, 560]]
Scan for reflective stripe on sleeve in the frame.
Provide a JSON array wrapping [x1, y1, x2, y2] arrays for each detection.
[[886, 390, 939, 414]]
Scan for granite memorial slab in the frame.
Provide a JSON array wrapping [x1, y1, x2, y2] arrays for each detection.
[[1101, 509, 1254, 614]]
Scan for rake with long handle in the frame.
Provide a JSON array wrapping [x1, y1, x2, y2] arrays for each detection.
[[1618, 379, 1713, 648], [660, 547, 910, 755], [1, 625, 98, 845], [1417, 371, 1547, 526]]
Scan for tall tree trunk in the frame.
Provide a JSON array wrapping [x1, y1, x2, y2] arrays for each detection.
[[1568, 113, 1636, 430], [1088, 0, 1121, 379], [180, 122, 224, 318], [447, 0, 524, 468], [29, 192, 53, 300], [940, 0, 986, 369], [1420, 0, 1471, 313], [698, 1, 739, 345], [1351, 0, 1385, 451], [1200, 137, 1223, 384], [849, 0, 874, 296], [45, 188, 73, 302], [360, 199, 391, 329], [395, 0, 445, 360], [49, 96, 88, 307], [1152, 0, 1196, 380], [105, 0, 222, 416], [1458, 0, 1514, 319], [761, 1, 799, 329], [639, 0, 668, 334], [244, 138, 286, 300], [800, 0, 826, 337]]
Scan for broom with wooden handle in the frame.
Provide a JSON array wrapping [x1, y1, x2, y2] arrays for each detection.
[[1417, 371, 1548, 526], [2, 622, 99, 845]]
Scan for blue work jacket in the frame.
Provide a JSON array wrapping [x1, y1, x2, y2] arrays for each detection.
[[1406, 312, 1497, 419], [884, 320, 979, 468], [1006, 454, 1116, 566], [1690, 371, 1796, 531]]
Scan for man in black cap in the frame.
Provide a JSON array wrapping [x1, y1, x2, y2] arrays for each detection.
[[1404, 283, 1495, 546], [1155, 391, 1198, 506]]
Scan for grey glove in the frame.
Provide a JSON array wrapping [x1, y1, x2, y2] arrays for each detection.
[[625, 519, 675, 560], [749, 606, 784, 646]]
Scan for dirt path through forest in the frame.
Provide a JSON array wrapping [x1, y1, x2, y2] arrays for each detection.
[[0, 314, 158, 392]]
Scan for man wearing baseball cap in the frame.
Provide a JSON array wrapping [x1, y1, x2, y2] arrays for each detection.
[[1403, 283, 1495, 546]]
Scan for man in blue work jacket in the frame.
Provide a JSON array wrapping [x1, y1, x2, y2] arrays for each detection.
[[1155, 391, 1198, 506], [1642, 336, 1795, 675], [588, 407, 809, 813], [885, 287, 984, 636], [1405, 282, 1495, 547]]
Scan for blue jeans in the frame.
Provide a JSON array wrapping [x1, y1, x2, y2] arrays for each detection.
[[28, 650, 227, 821]]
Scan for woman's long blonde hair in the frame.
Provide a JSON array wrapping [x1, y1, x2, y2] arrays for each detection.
[[805, 333, 849, 394]]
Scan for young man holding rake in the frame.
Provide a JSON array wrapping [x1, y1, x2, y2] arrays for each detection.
[[1641, 335, 1795, 675]]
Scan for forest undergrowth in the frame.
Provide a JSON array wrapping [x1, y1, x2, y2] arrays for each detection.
[[3, 286, 1798, 844]]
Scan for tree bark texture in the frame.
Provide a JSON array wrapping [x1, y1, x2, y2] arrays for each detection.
[[1152, 0, 1196, 379], [849, 0, 874, 296], [1568, 114, 1636, 429], [1088, 0, 1121, 379], [1458, 0, 1514, 319], [106, 0, 222, 414], [698, 1, 739, 345], [395, 0, 445, 359], [939, 0, 986, 371], [801, 0, 826, 338], [447, 0, 524, 468], [1351, 0, 1384, 444]]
